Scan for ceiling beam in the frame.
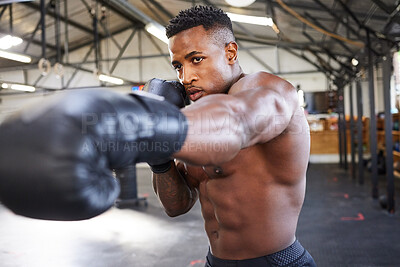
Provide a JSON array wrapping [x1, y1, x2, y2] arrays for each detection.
[[312, 0, 361, 40], [370, 0, 396, 14], [61, 24, 134, 57], [23, 2, 104, 38], [303, 12, 355, 55], [148, 0, 174, 19], [97, 0, 148, 26], [0, 5, 7, 20], [302, 30, 354, 74], [141, 0, 167, 25], [178, 0, 390, 22], [336, 0, 392, 46]]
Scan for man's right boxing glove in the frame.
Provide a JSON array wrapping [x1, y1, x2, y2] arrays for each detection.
[[0, 89, 187, 221], [143, 79, 187, 173]]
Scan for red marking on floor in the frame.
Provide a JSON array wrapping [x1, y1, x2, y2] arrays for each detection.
[[341, 213, 365, 221], [331, 192, 348, 198], [190, 259, 206, 265]]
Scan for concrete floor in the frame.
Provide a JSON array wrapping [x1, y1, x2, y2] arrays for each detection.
[[0, 166, 209, 267], [1, 164, 400, 267]]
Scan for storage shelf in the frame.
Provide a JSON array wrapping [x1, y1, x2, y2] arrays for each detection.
[[377, 131, 400, 136]]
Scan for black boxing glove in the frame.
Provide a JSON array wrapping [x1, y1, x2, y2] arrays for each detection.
[[143, 78, 188, 108], [0, 89, 187, 221], [143, 79, 187, 173]]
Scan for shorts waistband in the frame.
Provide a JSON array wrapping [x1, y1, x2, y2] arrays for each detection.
[[206, 240, 307, 267]]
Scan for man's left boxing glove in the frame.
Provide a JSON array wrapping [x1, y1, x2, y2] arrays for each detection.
[[0, 89, 187, 221], [143, 79, 187, 173], [143, 78, 188, 108]]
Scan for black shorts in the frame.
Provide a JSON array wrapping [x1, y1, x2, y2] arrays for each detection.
[[205, 240, 316, 267]]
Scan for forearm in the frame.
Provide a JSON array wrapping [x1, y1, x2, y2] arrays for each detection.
[[152, 162, 197, 217]]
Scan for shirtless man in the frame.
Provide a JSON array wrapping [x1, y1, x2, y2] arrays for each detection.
[[148, 5, 316, 267]]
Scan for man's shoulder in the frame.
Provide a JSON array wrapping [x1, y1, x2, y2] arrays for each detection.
[[243, 71, 288, 82], [229, 71, 296, 99], [230, 71, 295, 95]]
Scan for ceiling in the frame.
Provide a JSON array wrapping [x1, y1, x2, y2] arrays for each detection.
[[0, 0, 398, 88]]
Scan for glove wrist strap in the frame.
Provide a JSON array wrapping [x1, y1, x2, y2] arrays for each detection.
[[150, 160, 173, 173]]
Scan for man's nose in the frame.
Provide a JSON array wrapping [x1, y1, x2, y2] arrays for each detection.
[[180, 67, 197, 85]]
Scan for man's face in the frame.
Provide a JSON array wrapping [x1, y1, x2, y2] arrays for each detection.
[[168, 26, 233, 101]]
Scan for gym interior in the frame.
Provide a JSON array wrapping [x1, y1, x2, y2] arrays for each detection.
[[0, 0, 399, 266]]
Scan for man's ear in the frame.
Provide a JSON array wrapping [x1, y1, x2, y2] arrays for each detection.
[[225, 42, 238, 64]]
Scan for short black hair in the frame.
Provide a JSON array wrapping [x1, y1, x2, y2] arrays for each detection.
[[166, 5, 234, 42]]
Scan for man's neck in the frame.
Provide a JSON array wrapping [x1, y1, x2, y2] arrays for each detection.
[[226, 67, 245, 94], [234, 64, 245, 80]]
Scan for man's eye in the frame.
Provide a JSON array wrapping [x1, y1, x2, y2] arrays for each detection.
[[193, 57, 203, 63], [174, 64, 182, 70]]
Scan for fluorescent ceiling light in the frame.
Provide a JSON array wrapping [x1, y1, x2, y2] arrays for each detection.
[[145, 22, 168, 44], [98, 74, 124, 85], [227, 12, 274, 27], [0, 35, 23, 50], [0, 0, 35, 4], [10, 84, 35, 92], [0, 49, 31, 63], [225, 0, 256, 7]]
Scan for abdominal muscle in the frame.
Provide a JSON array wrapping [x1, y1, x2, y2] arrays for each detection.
[[199, 177, 302, 260], [187, 134, 308, 260]]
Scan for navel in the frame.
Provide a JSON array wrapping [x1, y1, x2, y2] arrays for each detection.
[[214, 167, 223, 175]]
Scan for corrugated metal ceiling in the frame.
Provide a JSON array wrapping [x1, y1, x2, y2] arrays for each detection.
[[0, 0, 397, 86]]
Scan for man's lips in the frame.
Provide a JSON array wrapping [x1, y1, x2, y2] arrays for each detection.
[[189, 91, 203, 101], [186, 87, 203, 101]]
